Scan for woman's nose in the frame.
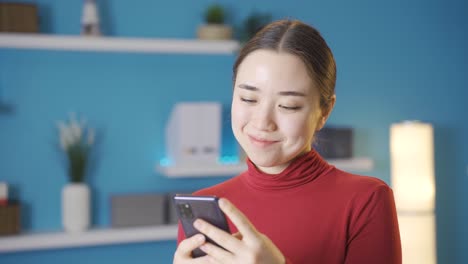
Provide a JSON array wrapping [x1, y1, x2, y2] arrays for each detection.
[[252, 106, 277, 132]]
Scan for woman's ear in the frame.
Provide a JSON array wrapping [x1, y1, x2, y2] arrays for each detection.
[[316, 95, 336, 130]]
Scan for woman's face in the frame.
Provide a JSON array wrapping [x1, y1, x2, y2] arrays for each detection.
[[232, 49, 325, 174]]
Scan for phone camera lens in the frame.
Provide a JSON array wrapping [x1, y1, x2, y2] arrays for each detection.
[[178, 203, 194, 219]]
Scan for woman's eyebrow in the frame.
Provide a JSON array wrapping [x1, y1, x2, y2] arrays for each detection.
[[238, 84, 307, 97], [238, 84, 259, 91], [278, 91, 307, 97]]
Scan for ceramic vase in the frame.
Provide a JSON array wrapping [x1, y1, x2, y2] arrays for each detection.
[[62, 183, 90, 233]]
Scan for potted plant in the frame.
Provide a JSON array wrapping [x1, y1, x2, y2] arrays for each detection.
[[197, 4, 233, 40], [56, 112, 95, 232], [238, 11, 272, 43]]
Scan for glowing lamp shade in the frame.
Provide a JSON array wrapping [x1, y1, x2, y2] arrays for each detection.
[[390, 121, 436, 264], [390, 121, 435, 212]]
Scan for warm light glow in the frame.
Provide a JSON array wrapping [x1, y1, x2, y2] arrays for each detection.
[[398, 214, 436, 264], [390, 121, 435, 212], [390, 121, 437, 264]]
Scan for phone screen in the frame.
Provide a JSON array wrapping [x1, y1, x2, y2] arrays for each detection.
[[174, 194, 230, 258]]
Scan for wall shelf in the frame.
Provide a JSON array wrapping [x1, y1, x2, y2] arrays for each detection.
[[0, 224, 178, 253], [327, 157, 374, 171], [0, 159, 374, 253], [0, 33, 240, 54], [157, 163, 247, 178], [156, 157, 374, 178]]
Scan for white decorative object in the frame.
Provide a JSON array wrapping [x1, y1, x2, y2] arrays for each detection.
[[56, 113, 95, 233], [166, 102, 222, 166], [390, 121, 436, 264], [62, 183, 90, 233], [81, 0, 100, 36]]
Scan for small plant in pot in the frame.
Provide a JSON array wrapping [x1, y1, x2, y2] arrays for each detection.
[[57, 112, 95, 183], [56, 112, 95, 233], [238, 11, 272, 43], [197, 4, 233, 40]]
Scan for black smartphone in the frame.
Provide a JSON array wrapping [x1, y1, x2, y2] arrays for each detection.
[[173, 194, 231, 258]]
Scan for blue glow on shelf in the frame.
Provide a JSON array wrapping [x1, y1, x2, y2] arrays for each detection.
[[159, 158, 173, 167], [218, 155, 240, 165]]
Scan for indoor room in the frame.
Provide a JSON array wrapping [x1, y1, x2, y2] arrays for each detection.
[[1, 0, 467, 263]]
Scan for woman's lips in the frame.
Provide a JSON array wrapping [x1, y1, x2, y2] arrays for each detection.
[[248, 135, 279, 148]]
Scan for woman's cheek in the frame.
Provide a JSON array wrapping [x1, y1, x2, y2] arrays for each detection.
[[232, 101, 249, 125], [231, 101, 247, 136], [279, 115, 309, 138]]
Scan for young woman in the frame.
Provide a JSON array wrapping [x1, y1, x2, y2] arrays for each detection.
[[174, 19, 402, 264]]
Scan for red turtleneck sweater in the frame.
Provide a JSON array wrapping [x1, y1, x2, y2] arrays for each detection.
[[177, 150, 402, 264]]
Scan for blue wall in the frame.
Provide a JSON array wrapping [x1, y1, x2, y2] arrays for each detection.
[[1, 0, 467, 263]]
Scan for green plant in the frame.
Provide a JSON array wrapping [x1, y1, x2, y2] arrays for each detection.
[[57, 113, 95, 183], [204, 4, 225, 24], [240, 11, 272, 42]]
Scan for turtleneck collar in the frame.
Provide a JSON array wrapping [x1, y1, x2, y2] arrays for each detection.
[[241, 149, 333, 191]]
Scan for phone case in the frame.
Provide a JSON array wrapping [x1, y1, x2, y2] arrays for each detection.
[[173, 194, 230, 258]]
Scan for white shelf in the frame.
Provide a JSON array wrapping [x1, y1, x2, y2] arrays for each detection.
[[157, 157, 373, 178], [328, 157, 374, 171], [0, 33, 240, 54], [157, 163, 247, 178], [0, 224, 178, 253], [0, 159, 373, 253]]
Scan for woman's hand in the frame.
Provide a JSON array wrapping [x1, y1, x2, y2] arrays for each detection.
[[173, 233, 211, 263], [194, 198, 285, 264]]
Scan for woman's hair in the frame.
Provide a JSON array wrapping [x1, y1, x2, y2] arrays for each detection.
[[233, 19, 336, 112]]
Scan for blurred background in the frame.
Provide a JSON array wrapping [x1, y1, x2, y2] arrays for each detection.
[[0, 0, 467, 263]]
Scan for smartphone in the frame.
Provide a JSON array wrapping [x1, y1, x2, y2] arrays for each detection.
[[173, 194, 230, 258]]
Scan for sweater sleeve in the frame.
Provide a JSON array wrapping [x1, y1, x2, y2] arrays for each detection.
[[345, 185, 402, 264], [177, 222, 185, 245]]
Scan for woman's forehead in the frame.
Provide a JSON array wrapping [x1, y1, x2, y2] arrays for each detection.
[[235, 50, 316, 94]]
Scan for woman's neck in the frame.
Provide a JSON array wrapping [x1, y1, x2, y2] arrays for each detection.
[[254, 149, 311, 175]]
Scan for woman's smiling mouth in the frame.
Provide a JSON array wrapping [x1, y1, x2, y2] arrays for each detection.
[[248, 135, 280, 148]]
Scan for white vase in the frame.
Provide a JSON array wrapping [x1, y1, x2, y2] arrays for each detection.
[[62, 183, 90, 233]]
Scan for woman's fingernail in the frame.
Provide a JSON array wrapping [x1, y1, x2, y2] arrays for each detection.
[[195, 234, 205, 242], [194, 219, 202, 229]]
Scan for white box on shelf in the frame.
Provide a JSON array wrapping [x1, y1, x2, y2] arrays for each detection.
[[166, 102, 221, 165]]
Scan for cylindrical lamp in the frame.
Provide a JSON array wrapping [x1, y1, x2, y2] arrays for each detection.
[[390, 121, 436, 264]]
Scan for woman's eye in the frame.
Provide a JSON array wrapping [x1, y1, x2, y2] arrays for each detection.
[[280, 105, 302, 111], [240, 98, 256, 104]]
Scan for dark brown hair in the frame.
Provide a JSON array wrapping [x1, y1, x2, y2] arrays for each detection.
[[233, 19, 336, 112]]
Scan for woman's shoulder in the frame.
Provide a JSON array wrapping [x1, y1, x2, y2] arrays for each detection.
[[323, 169, 396, 215], [327, 168, 391, 194]]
